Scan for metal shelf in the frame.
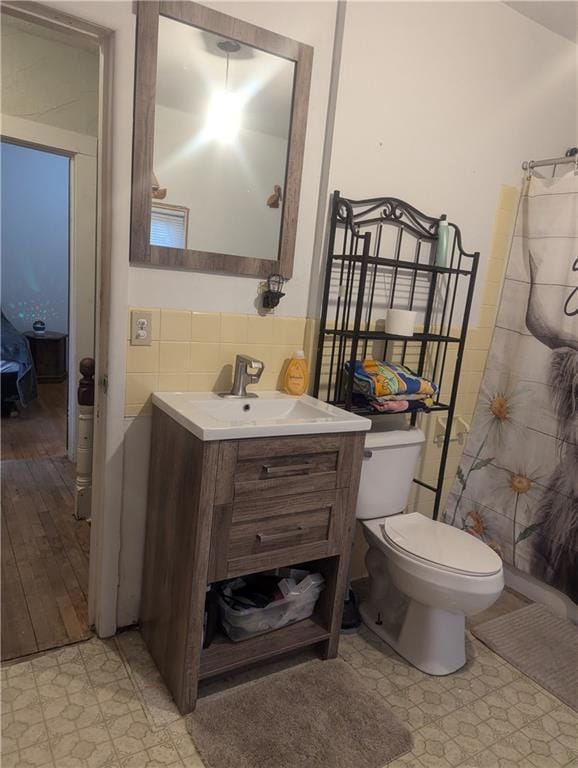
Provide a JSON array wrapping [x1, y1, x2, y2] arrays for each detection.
[[331, 252, 472, 277], [326, 401, 451, 418], [313, 191, 479, 521], [322, 329, 461, 344], [350, 402, 450, 417]]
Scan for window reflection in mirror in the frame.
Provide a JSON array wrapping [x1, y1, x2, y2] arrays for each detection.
[[152, 16, 295, 261]]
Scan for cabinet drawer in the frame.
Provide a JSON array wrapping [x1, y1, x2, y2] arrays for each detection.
[[226, 434, 353, 501], [234, 452, 338, 499], [228, 508, 330, 561], [231, 488, 337, 525], [208, 490, 347, 580]]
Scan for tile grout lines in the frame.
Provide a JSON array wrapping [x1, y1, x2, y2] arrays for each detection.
[[3, 637, 200, 766], [340, 630, 577, 768], [33, 642, 119, 768], [3, 629, 576, 768]]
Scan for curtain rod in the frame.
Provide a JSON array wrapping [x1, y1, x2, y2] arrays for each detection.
[[522, 147, 578, 171]]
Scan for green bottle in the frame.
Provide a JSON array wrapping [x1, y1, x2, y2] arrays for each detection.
[[435, 217, 449, 267]]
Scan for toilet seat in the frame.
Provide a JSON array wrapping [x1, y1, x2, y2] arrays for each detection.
[[363, 513, 502, 577]]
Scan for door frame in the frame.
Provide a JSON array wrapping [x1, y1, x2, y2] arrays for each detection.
[[2, 2, 117, 636]]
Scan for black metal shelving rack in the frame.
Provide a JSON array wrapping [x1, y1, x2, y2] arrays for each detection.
[[313, 191, 479, 520]]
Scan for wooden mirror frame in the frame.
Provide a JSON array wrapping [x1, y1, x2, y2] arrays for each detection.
[[130, 0, 313, 279]]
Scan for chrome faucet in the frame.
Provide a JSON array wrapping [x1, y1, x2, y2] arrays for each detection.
[[220, 354, 264, 398]]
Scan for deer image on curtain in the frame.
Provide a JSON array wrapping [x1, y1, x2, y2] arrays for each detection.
[[444, 170, 577, 603]]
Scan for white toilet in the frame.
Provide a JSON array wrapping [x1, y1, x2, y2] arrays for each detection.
[[357, 425, 504, 676]]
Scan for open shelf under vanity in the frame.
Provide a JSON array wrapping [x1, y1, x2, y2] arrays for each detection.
[[200, 553, 342, 680], [200, 616, 330, 680]]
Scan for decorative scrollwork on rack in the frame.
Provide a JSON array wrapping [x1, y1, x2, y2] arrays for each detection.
[[378, 199, 439, 240], [335, 199, 359, 234], [336, 194, 443, 242]]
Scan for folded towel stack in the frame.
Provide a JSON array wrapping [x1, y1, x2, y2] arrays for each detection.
[[345, 358, 438, 414]]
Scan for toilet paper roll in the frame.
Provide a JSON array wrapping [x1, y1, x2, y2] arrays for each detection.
[[385, 309, 417, 336]]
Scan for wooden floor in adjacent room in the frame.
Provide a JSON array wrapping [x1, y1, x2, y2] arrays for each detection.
[[1, 382, 92, 661]]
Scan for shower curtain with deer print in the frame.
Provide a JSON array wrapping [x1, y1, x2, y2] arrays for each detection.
[[443, 170, 577, 603]]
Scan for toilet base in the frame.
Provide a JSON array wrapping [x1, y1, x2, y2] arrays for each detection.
[[359, 598, 466, 676]]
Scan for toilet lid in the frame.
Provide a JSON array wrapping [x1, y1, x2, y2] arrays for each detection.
[[382, 513, 502, 576]]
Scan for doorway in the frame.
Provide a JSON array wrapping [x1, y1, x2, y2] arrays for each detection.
[[0, 11, 102, 660], [1, 140, 70, 441]]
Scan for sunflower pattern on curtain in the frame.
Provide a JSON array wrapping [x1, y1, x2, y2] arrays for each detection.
[[443, 170, 577, 603]]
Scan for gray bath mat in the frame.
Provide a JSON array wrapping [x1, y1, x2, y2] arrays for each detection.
[[188, 658, 412, 768], [472, 603, 578, 711]]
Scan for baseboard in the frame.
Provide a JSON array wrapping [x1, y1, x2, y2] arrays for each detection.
[[504, 564, 578, 622]]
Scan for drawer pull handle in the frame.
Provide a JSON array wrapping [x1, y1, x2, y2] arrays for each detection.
[[256, 525, 305, 544], [262, 463, 313, 477]]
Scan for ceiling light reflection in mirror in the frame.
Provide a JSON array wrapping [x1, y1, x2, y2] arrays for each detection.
[[152, 15, 295, 261], [204, 39, 243, 144]]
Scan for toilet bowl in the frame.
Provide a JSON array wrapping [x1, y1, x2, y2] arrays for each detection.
[[360, 513, 504, 674], [356, 425, 504, 675]]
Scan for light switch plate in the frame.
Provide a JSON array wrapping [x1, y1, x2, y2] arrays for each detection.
[[131, 310, 152, 346]]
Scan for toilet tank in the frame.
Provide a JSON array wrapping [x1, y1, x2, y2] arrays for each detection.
[[356, 422, 425, 520]]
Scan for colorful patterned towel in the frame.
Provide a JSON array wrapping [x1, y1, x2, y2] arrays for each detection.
[[370, 398, 433, 413], [352, 393, 433, 413], [371, 393, 433, 402], [345, 359, 439, 398]]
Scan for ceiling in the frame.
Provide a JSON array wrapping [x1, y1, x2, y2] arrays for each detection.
[[155, 17, 294, 139], [505, 1, 577, 42]]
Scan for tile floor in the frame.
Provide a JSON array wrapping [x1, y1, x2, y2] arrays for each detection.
[[2, 614, 577, 767]]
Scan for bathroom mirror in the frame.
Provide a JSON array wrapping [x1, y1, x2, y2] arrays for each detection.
[[130, 1, 313, 278]]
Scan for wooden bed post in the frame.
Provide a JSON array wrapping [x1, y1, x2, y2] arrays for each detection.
[[74, 357, 94, 520]]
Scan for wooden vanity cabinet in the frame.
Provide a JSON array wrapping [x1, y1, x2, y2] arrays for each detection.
[[140, 406, 365, 714]]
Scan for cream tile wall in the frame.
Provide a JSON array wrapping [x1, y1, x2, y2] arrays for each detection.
[[350, 184, 519, 578], [125, 311, 315, 416]]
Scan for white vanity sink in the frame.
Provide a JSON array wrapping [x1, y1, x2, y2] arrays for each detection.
[[152, 391, 371, 441]]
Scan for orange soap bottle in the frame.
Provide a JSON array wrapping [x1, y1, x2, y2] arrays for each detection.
[[283, 351, 309, 396]]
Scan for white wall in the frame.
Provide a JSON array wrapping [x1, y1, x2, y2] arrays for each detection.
[[1, 16, 99, 136], [154, 104, 287, 260], [311, 1, 577, 321], [130, 1, 339, 317]]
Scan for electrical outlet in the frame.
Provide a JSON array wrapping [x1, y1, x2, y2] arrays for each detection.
[[131, 310, 152, 346]]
